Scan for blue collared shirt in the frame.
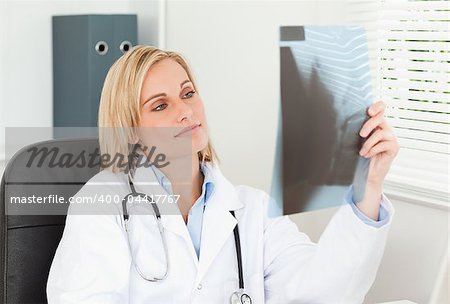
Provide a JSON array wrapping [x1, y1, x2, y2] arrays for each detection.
[[150, 164, 389, 260], [150, 162, 215, 259]]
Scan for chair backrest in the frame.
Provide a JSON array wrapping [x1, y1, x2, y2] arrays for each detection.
[[0, 138, 100, 303]]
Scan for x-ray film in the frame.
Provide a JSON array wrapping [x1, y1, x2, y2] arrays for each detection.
[[271, 25, 373, 216]]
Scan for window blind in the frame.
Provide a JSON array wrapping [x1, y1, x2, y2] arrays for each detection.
[[379, 0, 449, 154], [378, 0, 450, 204], [345, 0, 449, 202], [378, 0, 449, 201]]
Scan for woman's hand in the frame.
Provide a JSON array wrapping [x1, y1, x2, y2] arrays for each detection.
[[355, 101, 400, 220], [359, 100, 400, 185]]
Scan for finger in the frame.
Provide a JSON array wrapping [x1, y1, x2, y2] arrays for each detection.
[[368, 101, 386, 117], [365, 140, 397, 158], [360, 112, 385, 138], [359, 129, 395, 156]]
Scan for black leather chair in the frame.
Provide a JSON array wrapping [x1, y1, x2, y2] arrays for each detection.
[[0, 138, 100, 303]]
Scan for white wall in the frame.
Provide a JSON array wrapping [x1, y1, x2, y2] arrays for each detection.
[[0, 0, 160, 162], [365, 199, 448, 304], [292, 197, 449, 303], [0, 0, 8, 162], [129, 0, 160, 46]]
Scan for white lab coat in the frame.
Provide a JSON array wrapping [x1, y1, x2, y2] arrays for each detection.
[[46, 162, 394, 304]]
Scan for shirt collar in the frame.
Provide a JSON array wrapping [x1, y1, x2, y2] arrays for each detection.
[[149, 161, 216, 204], [149, 164, 173, 194], [200, 161, 215, 203]]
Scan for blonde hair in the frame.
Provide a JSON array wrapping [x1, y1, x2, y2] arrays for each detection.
[[98, 45, 219, 172]]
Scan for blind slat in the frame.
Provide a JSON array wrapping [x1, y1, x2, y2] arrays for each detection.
[[380, 10, 450, 21], [379, 30, 450, 41], [380, 69, 449, 83], [386, 106, 450, 122], [394, 127, 450, 144], [380, 60, 449, 72], [386, 116, 449, 133], [381, 79, 449, 92], [397, 137, 449, 154], [382, 0, 449, 10], [386, 99, 450, 113], [381, 50, 450, 61], [379, 41, 449, 51], [381, 88, 450, 102], [381, 89, 450, 103], [378, 21, 450, 31]]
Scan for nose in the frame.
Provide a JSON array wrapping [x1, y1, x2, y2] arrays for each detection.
[[176, 99, 194, 123]]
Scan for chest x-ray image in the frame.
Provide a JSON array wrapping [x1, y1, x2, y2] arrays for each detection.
[[271, 25, 373, 216]]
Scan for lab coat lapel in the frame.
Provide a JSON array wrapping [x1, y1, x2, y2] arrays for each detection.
[[195, 164, 244, 286]]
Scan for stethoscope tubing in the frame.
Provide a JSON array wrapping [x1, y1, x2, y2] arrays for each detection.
[[122, 165, 251, 303]]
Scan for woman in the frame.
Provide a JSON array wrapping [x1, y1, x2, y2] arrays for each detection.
[[47, 45, 399, 303]]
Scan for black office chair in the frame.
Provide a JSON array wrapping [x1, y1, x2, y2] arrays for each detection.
[[0, 138, 100, 303]]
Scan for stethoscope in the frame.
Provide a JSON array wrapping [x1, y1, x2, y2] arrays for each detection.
[[121, 157, 252, 304]]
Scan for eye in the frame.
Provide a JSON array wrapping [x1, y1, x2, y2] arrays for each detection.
[[183, 90, 196, 99], [153, 103, 167, 111]]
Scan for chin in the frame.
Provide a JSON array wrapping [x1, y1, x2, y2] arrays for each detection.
[[192, 141, 208, 155], [192, 132, 208, 150]]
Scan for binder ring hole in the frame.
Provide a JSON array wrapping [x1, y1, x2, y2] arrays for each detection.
[[95, 41, 108, 55], [120, 41, 132, 53]]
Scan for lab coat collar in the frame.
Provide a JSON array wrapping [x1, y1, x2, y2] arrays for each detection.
[[131, 161, 244, 282]]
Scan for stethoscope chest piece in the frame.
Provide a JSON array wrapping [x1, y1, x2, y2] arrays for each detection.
[[230, 289, 252, 304]]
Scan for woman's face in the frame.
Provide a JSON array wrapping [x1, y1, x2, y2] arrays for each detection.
[[138, 58, 208, 160]]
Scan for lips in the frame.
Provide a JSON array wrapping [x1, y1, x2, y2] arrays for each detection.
[[174, 123, 201, 137]]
